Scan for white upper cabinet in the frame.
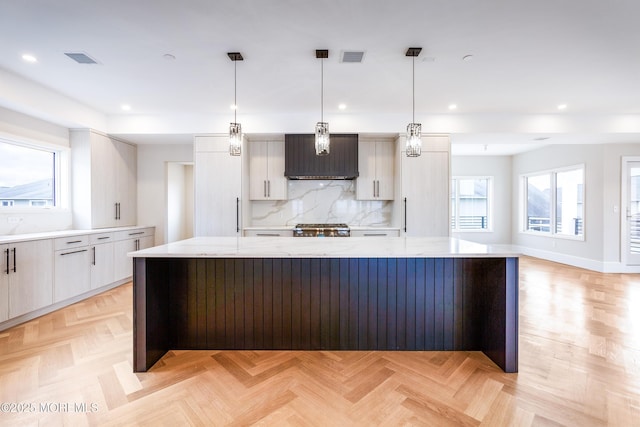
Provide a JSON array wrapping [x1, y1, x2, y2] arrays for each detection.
[[398, 135, 451, 237], [71, 130, 137, 229], [194, 135, 243, 236], [357, 139, 395, 200], [248, 140, 287, 200]]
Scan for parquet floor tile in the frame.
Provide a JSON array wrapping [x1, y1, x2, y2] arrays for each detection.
[[1, 256, 640, 426]]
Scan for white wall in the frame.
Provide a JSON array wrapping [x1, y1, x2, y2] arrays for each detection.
[[451, 156, 512, 244], [137, 144, 193, 245], [166, 163, 193, 242], [0, 107, 73, 235]]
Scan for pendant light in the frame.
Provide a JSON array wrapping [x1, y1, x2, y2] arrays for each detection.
[[228, 52, 243, 156], [405, 47, 422, 157], [315, 49, 330, 156]]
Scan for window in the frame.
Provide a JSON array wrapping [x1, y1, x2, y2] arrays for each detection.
[[451, 177, 491, 231], [523, 166, 584, 238], [0, 139, 60, 209]]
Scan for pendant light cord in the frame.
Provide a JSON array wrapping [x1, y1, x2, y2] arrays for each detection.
[[321, 58, 324, 123], [234, 59, 237, 123], [412, 55, 415, 124]]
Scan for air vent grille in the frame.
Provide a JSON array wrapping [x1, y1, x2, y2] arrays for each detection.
[[341, 51, 365, 63], [64, 52, 99, 64]]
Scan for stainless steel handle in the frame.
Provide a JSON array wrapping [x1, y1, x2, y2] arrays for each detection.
[[97, 236, 110, 240], [268, 180, 271, 198], [135, 239, 140, 251], [12, 248, 16, 273], [257, 233, 280, 236], [92, 247, 96, 265], [373, 180, 376, 197], [60, 249, 88, 256], [129, 231, 145, 236], [264, 180, 267, 198], [66, 240, 83, 244], [115, 203, 118, 220], [236, 197, 240, 233], [4, 248, 8, 275], [403, 197, 407, 233], [364, 233, 387, 236]]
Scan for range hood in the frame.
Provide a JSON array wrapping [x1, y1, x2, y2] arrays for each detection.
[[284, 134, 359, 179]]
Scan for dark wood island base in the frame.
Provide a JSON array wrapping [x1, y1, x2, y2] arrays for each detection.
[[134, 256, 518, 373]]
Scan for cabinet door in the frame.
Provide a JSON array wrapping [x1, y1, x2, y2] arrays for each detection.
[[402, 151, 450, 237], [91, 243, 115, 289], [8, 240, 54, 318], [356, 140, 377, 200], [266, 141, 287, 200], [91, 133, 117, 228], [195, 151, 242, 236], [113, 239, 136, 282], [114, 140, 137, 226], [0, 244, 8, 322], [375, 141, 395, 200], [249, 141, 269, 200], [54, 247, 91, 303]]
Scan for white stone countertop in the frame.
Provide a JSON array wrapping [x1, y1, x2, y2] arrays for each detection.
[[0, 225, 154, 244], [130, 236, 520, 259]]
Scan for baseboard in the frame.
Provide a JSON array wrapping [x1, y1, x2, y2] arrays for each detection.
[[0, 277, 131, 332]]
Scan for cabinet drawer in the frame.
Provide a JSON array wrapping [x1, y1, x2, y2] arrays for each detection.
[[90, 232, 114, 245], [350, 229, 400, 237], [114, 228, 154, 241], [54, 235, 89, 250], [244, 229, 292, 237]]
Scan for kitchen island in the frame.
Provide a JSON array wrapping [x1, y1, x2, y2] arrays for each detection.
[[131, 237, 519, 373]]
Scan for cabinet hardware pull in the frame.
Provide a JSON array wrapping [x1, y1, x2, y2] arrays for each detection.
[[97, 236, 110, 240], [92, 247, 96, 265], [66, 240, 82, 244], [264, 180, 267, 198], [12, 248, 16, 272], [236, 197, 240, 233], [364, 233, 386, 236], [118, 203, 121, 220], [257, 233, 280, 236], [129, 232, 144, 236], [135, 239, 140, 251], [4, 248, 8, 275], [268, 180, 271, 198], [60, 249, 88, 256], [403, 197, 407, 233], [115, 203, 118, 220], [373, 180, 376, 197]]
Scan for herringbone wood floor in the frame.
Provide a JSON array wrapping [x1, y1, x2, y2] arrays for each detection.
[[1, 256, 639, 426]]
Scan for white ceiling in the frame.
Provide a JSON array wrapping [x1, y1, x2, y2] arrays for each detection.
[[2, 0, 640, 154]]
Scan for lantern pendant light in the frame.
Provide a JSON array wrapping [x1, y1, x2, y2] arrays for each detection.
[[228, 52, 243, 156], [405, 47, 422, 157], [315, 49, 330, 156]]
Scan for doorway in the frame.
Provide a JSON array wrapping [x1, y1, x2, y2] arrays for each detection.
[[166, 162, 194, 243], [621, 157, 640, 265]]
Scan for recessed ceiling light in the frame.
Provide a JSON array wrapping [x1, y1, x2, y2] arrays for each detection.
[[557, 104, 567, 110], [462, 55, 474, 62], [22, 54, 37, 63], [121, 104, 131, 111], [448, 104, 457, 110], [163, 53, 176, 61], [338, 103, 347, 110]]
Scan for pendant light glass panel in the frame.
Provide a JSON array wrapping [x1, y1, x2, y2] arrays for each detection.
[[406, 123, 421, 157], [315, 121, 330, 156], [229, 122, 242, 156]]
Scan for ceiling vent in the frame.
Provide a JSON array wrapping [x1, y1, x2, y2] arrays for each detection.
[[340, 51, 365, 63], [64, 52, 99, 64]]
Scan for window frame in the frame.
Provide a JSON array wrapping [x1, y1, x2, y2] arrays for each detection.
[[0, 136, 68, 212], [520, 164, 585, 241], [451, 175, 493, 233]]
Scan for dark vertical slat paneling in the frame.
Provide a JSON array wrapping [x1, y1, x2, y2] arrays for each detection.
[[357, 259, 368, 349], [376, 259, 387, 349], [452, 259, 464, 350], [424, 258, 435, 349], [443, 259, 455, 350], [339, 259, 350, 350], [414, 258, 426, 350], [239, 259, 254, 348], [262, 259, 273, 348], [310, 259, 322, 349], [204, 260, 216, 348], [434, 259, 445, 349], [396, 258, 407, 349], [386, 259, 397, 350], [291, 259, 302, 350], [406, 259, 416, 349], [214, 259, 226, 346], [170, 259, 188, 348], [224, 259, 235, 348], [272, 259, 283, 349], [367, 258, 378, 349], [281, 258, 292, 349], [234, 259, 245, 348], [329, 258, 341, 348], [320, 259, 332, 349], [300, 259, 311, 348], [348, 259, 359, 349], [253, 260, 264, 348], [196, 259, 207, 348]]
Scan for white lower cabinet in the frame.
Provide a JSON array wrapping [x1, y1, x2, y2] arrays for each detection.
[[90, 233, 115, 290], [114, 228, 155, 281], [0, 245, 9, 322], [54, 249, 90, 303], [4, 239, 54, 318]]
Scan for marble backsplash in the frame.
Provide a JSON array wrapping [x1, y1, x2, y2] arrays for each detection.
[[250, 180, 392, 227]]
